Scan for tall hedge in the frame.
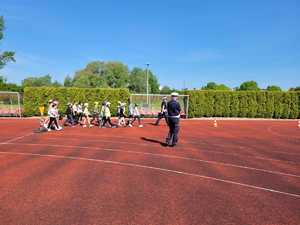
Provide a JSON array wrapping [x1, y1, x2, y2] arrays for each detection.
[[184, 90, 300, 119], [23, 88, 300, 119], [23, 87, 130, 116]]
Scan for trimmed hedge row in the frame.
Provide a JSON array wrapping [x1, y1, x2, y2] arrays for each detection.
[[23, 88, 300, 119], [183, 90, 300, 119], [23, 87, 130, 116]]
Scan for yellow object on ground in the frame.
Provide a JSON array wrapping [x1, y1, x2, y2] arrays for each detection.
[[39, 106, 45, 116]]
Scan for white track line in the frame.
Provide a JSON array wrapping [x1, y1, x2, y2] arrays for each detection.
[[3, 133, 299, 165], [0, 151, 299, 199], [15, 136, 300, 165], [1, 142, 300, 178], [48, 132, 300, 156], [0, 132, 34, 144], [267, 126, 300, 140], [45, 137, 300, 157]]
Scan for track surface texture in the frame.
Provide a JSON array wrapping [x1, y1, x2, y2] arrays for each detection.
[[0, 118, 299, 225]]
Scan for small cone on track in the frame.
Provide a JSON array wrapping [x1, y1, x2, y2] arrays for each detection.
[[213, 119, 218, 128]]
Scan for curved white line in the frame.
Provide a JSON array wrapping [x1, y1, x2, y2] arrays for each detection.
[[1, 142, 300, 178], [267, 126, 300, 141], [0, 133, 34, 144], [6, 139, 299, 166], [0, 151, 299, 199], [45, 137, 300, 157]]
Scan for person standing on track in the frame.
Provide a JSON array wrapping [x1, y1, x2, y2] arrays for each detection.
[[64, 102, 75, 126], [128, 103, 143, 128], [101, 102, 117, 128], [155, 96, 168, 126], [117, 102, 126, 127], [91, 101, 100, 125], [47, 100, 62, 131], [126, 100, 134, 127], [82, 103, 93, 128], [166, 92, 181, 147]]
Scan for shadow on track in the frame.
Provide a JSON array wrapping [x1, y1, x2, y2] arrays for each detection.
[[141, 137, 168, 147]]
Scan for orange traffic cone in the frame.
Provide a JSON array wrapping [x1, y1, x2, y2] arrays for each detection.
[[213, 119, 218, 128]]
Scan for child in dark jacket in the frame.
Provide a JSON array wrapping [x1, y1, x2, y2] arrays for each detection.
[[64, 103, 75, 126], [117, 102, 126, 126]]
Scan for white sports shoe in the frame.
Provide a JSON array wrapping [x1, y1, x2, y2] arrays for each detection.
[[128, 124, 133, 127], [138, 125, 143, 128], [48, 129, 51, 132], [83, 125, 87, 128]]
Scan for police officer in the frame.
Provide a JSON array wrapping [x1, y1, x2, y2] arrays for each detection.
[[155, 96, 168, 126], [166, 92, 181, 147]]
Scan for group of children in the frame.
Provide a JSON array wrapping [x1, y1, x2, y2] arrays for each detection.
[[40, 93, 181, 147], [41, 99, 143, 131]]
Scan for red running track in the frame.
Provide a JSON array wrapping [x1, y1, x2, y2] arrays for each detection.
[[0, 118, 299, 225]]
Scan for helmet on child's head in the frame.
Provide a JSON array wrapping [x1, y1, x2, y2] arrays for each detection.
[[48, 99, 53, 104], [162, 96, 167, 100], [84, 103, 89, 107], [171, 92, 179, 97], [117, 101, 121, 105], [106, 102, 111, 106]]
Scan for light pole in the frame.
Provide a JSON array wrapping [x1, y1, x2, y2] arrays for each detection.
[[146, 63, 150, 105]]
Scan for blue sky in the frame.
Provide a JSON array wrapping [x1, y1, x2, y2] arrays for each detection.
[[0, 0, 299, 89]]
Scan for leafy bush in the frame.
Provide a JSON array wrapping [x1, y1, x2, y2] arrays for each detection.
[[183, 90, 300, 119], [23, 87, 130, 116], [23, 88, 300, 118]]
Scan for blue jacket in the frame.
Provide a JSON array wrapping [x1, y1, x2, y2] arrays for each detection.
[[167, 100, 181, 117]]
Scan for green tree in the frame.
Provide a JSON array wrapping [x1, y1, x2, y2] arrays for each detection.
[[267, 85, 282, 91], [72, 61, 108, 88], [0, 16, 15, 69], [128, 67, 160, 93], [22, 74, 59, 87], [64, 75, 73, 87], [70, 61, 160, 91], [72, 61, 130, 88], [52, 80, 62, 87], [289, 86, 300, 91], [104, 62, 129, 88], [202, 82, 230, 90], [0, 75, 6, 84], [148, 70, 160, 93], [0, 75, 23, 92], [128, 68, 146, 93], [160, 86, 172, 94], [238, 81, 260, 91]]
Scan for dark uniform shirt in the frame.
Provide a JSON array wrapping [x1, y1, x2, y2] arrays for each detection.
[[66, 106, 73, 115], [119, 107, 125, 117], [161, 101, 168, 113], [167, 100, 181, 117]]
